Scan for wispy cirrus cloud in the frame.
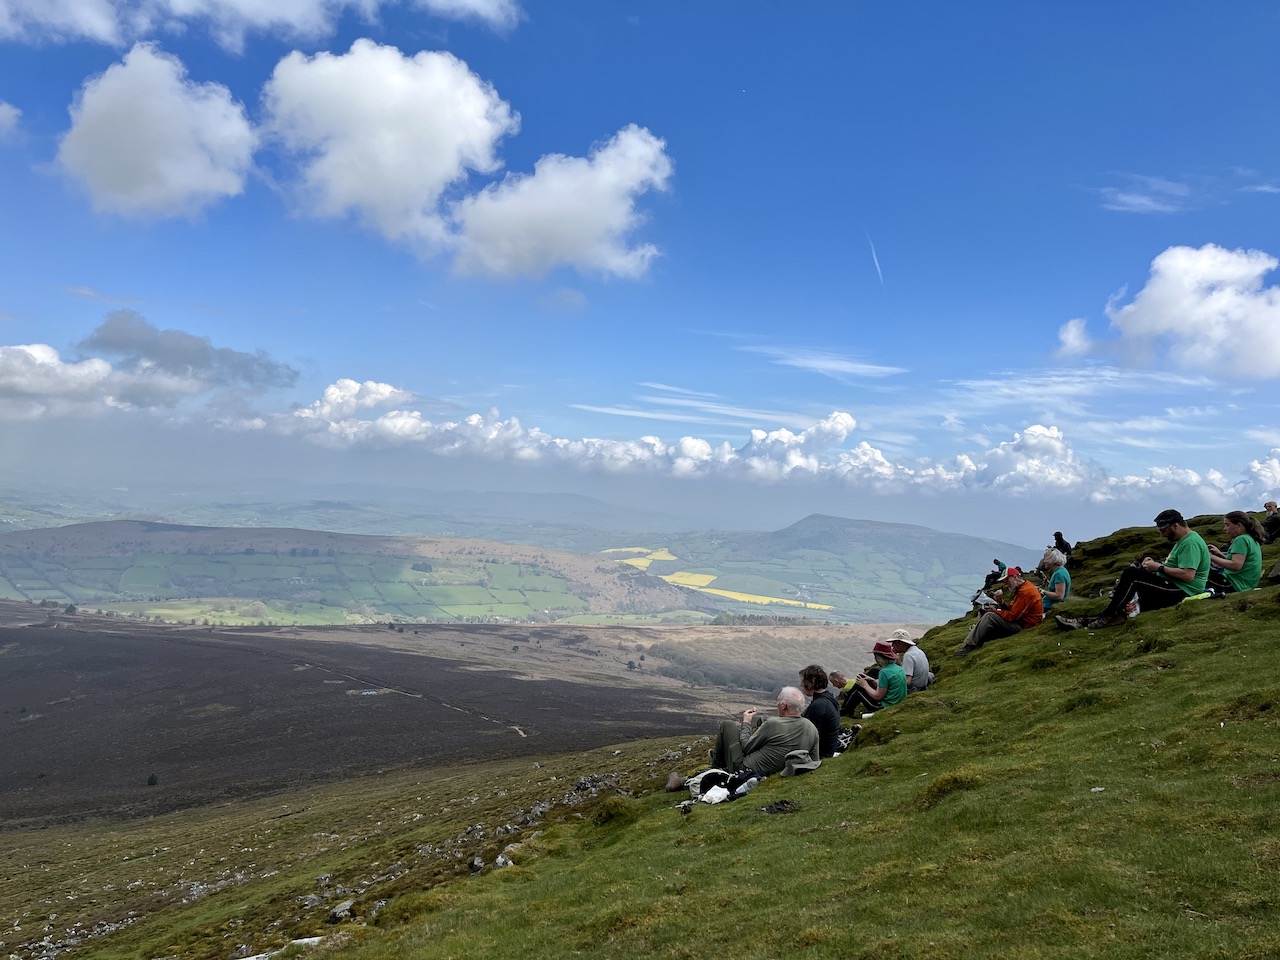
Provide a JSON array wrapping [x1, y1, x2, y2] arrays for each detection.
[[573, 383, 822, 432], [740, 345, 905, 379], [65, 284, 144, 304], [0, 0, 520, 51], [1096, 174, 1191, 213], [944, 366, 1211, 418], [1095, 170, 1280, 213]]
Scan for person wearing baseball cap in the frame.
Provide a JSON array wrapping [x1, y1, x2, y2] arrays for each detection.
[[841, 640, 907, 715], [955, 566, 1043, 656], [1057, 508, 1209, 631]]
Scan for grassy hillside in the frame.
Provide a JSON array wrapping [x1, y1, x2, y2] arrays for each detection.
[[5, 516, 1277, 959], [330, 570, 1280, 959]]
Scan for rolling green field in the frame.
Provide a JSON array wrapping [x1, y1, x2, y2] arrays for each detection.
[[0, 551, 590, 625], [0, 513, 1040, 626]]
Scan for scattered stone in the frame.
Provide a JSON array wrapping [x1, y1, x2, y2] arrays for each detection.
[[326, 899, 356, 923]]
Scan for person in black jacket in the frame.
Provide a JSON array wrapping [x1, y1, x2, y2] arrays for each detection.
[[799, 664, 841, 758], [1263, 502, 1280, 544]]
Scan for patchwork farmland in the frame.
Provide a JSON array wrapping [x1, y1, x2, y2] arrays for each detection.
[[0, 515, 1037, 625]]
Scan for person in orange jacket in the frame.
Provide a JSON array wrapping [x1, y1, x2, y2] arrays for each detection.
[[955, 566, 1042, 656]]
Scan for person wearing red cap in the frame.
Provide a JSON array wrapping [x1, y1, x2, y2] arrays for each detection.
[[955, 566, 1043, 656], [841, 640, 907, 715]]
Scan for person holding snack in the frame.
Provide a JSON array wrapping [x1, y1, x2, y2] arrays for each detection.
[[840, 640, 907, 715]]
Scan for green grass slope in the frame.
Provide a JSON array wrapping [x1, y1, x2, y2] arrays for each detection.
[[326, 520, 1280, 960], [6, 519, 1277, 960]]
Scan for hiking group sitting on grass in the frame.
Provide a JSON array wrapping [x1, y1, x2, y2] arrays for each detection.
[[677, 507, 1272, 805], [679, 641, 929, 800]]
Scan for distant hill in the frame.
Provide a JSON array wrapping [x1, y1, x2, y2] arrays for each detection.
[[0, 514, 1036, 625], [632, 514, 1037, 623], [0, 520, 716, 624]]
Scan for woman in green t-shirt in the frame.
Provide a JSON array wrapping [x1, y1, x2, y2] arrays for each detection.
[[1207, 510, 1265, 593], [841, 641, 907, 715]]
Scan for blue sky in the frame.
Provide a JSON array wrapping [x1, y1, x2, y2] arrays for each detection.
[[2, 1, 1279, 547]]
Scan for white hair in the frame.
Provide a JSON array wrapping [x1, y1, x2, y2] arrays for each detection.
[[777, 686, 806, 715], [1041, 547, 1066, 569]]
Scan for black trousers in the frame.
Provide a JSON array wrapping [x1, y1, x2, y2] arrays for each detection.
[[1102, 565, 1189, 617]]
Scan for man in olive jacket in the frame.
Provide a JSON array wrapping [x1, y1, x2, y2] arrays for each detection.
[[710, 686, 820, 777]]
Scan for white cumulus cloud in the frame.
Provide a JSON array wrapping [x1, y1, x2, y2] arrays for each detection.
[[264, 39, 518, 249], [451, 124, 673, 279], [0, 100, 20, 139], [0, 342, 203, 417], [0, 343, 112, 402], [973, 424, 1109, 493], [1056, 318, 1091, 357], [1106, 243, 1280, 378], [57, 43, 256, 217], [294, 378, 414, 420], [1247, 449, 1280, 495]]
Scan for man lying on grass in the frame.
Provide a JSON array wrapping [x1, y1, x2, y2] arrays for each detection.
[[709, 686, 820, 778]]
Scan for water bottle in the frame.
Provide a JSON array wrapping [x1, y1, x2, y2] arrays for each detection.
[[734, 777, 759, 797]]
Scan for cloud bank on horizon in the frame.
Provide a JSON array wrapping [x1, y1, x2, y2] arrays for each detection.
[[1, 2, 1278, 540]]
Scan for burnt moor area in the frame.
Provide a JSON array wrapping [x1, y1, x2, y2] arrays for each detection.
[[0, 621, 710, 828]]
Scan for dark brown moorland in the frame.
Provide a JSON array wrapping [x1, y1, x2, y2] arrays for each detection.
[[0, 606, 728, 828]]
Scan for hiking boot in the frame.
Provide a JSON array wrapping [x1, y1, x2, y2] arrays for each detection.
[[953, 645, 973, 657], [1055, 614, 1084, 630], [1087, 613, 1128, 629]]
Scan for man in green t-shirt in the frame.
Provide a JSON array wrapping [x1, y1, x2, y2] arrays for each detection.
[[1057, 508, 1210, 631]]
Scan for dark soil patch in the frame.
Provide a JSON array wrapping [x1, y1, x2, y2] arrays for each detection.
[[0, 621, 709, 827]]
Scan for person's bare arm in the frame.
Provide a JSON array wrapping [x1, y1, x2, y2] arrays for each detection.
[[1040, 581, 1066, 602], [856, 676, 887, 702], [1140, 556, 1194, 582], [1208, 546, 1247, 572]]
